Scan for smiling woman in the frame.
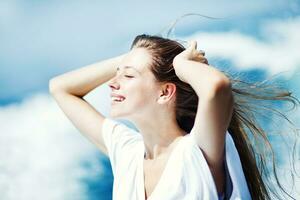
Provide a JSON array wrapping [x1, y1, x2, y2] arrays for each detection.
[[49, 32, 299, 200]]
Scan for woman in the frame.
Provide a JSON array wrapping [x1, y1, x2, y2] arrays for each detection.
[[49, 34, 299, 200]]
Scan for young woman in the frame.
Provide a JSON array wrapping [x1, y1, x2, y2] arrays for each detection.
[[49, 34, 299, 200]]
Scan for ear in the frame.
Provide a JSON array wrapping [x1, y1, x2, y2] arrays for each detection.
[[157, 83, 176, 104]]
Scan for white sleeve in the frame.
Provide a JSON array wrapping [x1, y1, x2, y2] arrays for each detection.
[[101, 117, 141, 175]]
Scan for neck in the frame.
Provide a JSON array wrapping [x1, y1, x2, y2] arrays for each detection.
[[133, 116, 187, 160]]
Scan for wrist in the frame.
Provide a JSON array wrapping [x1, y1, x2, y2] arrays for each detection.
[[173, 55, 187, 69], [111, 53, 127, 70], [173, 58, 190, 83]]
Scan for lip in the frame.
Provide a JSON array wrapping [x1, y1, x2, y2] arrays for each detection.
[[110, 93, 126, 98], [110, 93, 126, 105]]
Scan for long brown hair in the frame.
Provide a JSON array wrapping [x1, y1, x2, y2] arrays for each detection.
[[130, 34, 300, 199]]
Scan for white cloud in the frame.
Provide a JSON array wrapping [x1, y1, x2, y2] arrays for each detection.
[[186, 16, 300, 75], [0, 4, 300, 197], [0, 85, 111, 200], [1, 0, 299, 100]]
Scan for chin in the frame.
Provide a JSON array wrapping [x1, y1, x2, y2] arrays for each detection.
[[109, 111, 125, 119], [109, 113, 119, 119]]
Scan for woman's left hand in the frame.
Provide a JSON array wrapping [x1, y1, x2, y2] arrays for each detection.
[[173, 40, 208, 65]]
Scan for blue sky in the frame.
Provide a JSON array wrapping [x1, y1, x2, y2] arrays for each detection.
[[1, 0, 300, 105], [1, 0, 300, 199]]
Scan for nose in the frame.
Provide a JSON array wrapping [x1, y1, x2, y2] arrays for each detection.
[[108, 76, 120, 90]]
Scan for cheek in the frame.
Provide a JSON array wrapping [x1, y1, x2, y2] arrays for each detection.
[[130, 87, 156, 107], [126, 78, 158, 106]]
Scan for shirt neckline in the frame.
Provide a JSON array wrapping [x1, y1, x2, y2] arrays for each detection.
[[139, 136, 185, 200]]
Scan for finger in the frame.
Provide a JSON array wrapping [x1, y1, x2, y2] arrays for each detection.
[[189, 40, 197, 50], [195, 55, 208, 64], [198, 50, 205, 56], [193, 40, 197, 50], [195, 51, 205, 57]]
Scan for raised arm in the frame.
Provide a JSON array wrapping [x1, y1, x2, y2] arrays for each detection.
[[173, 41, 233, 193], [49, 53, 127, 156]]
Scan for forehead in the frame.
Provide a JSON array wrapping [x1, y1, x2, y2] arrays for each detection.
[[120, 47, 152, 73]]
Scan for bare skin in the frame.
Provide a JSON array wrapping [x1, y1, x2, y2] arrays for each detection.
[[49, 54, 127, 156], [108, 43, 233, 198], [108, 48, 187, 161], [143, 135, 184, 199], [49, 48, 189, 199], [50, 40, 233, 199], [107, 48, 191, 199], [173, 41, 233, 195]]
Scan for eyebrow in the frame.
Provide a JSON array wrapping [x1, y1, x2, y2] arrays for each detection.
[[117, 66, 141, 74]]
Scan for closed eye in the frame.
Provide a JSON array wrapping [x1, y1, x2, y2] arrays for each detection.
[[124, 75, 134, 78]]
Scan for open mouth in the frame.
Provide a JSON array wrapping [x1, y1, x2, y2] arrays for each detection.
[[111, 96, 126, 103]]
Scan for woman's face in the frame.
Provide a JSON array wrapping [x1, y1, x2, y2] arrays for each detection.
[[108, 47, 162, 120]]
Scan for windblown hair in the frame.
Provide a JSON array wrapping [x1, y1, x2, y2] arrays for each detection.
[[130, 34, 300, 199]]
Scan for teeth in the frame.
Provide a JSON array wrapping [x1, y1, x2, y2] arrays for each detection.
[[112, 97, 125, 102]]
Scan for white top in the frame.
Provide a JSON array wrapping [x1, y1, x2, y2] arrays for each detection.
[[101, 117, 251, 200]]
